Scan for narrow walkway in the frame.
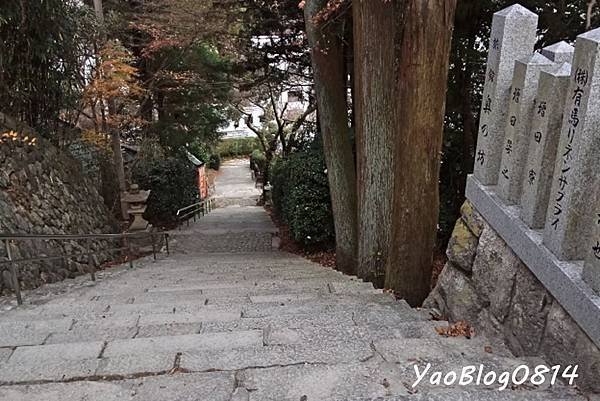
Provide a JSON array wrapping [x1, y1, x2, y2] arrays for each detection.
[[0, 160, 585, 400]]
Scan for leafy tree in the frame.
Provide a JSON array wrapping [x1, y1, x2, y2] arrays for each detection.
[[0, 0, 95, 138]]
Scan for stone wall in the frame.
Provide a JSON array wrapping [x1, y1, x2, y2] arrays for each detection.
[[425, 201, 600, 392], [0, 118, 116, 296], [68, 139, 120, 214]]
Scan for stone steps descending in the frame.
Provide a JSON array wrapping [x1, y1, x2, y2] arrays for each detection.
[[0, 197, 587, 399]]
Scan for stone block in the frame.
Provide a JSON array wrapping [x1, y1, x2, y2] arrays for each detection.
[[103, 331, 263, 357], [95, 353, 174, 377], [137, 309, 241, 326], [460, 200, 486, 237], [472, 227, 520, 322], [125, 372, 235, 401], [135, 323, 202, 338], [241, 363, 399, 401], [540, 301, 600, 392], [0, 318, 73, 347], [0, 341, 103, 383], [0, 381, 130, 401], [0, 372, 236, 401], [426, 262, 482, 323], [446, 219, 479, 272], [502, 263, 553, 355], [45, 325, 137, 344]]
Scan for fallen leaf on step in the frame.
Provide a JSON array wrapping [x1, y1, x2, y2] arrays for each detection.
[[435, 320, 474, 339]]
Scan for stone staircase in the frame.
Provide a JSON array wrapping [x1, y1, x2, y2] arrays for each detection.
[[0, 155, 589, 401], [0, 246, 586, 400]]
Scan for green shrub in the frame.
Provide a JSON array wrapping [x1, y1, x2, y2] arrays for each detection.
[[271, 144, 334, 247], [208, 153, 221, 170], [217, 137, 261, 158], [132, 155, 198, 227], [250, 149, 266, 174]]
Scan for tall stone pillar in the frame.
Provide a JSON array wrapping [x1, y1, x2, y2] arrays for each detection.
[[497, 53, 553, 204], [473, 4, 538, 185], [520, 62, 572, 228], [543, 28, 600, 260]]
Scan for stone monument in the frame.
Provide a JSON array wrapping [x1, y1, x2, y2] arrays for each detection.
[[123, 184, 151, 232]]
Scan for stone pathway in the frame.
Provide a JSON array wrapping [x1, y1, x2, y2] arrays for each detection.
[[0, 160, 586, 400]]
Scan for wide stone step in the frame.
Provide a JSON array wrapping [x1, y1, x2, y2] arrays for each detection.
[[239, 361, 584, 401], [0, 370, 585, 401], [0, 328, 522, 387]]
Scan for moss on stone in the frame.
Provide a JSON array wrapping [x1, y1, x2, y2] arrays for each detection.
[[446, 219, 478, 272], [460, 200, 486, 238]]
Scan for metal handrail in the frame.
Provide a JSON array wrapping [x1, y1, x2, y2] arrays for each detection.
[[176, 197, 215, 227], [1, 230, 170, 305]]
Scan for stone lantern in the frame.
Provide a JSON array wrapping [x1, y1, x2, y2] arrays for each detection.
[[123, 184, 151, 231]]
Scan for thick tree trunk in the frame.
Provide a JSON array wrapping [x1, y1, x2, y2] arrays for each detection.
[[386, 0, 457, 306], [304, 0, 358, 274], [353, 0, 397, 286], [354, 0, 456, 303]]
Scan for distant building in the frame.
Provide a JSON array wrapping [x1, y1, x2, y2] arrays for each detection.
[[220, 35, 313, 140]]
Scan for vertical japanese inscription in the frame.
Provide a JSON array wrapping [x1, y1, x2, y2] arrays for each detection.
[[497, 53, 553, 205], [543, 28, 600, 260], [473, 5, 538, 185], [520, 62, 572, 229], [549, 68, 588, 231]]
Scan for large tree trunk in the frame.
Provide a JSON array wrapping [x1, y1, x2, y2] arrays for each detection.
[[304, 0, 358, 274], [353, 0, 397, 286], [354, 0, 456, 304]]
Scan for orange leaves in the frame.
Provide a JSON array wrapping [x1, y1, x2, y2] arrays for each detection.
[[83, 41, 145, 132], [85, 41, 144, 102], [81, 130, 111, 151], [0, 131, 37, 147], [435, 320, 475, 339]]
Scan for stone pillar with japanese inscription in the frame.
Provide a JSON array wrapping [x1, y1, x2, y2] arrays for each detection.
[[473, 4, 538, 185], [543, 28, 600, 260], [497, 53, 553, 204], [585, 217, 600, 293], [520, 62, 572, 228]]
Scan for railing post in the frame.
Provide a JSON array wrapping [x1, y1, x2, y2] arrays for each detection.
[[126, 237, 133, 268], [151, 233, 157, 261], [88, 253, 96, 281], [5, 240, 23, 305]]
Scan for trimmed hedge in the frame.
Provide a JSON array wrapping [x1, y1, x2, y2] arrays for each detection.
[[271, 144, 334, 247], [217, 137, 261, 158]]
